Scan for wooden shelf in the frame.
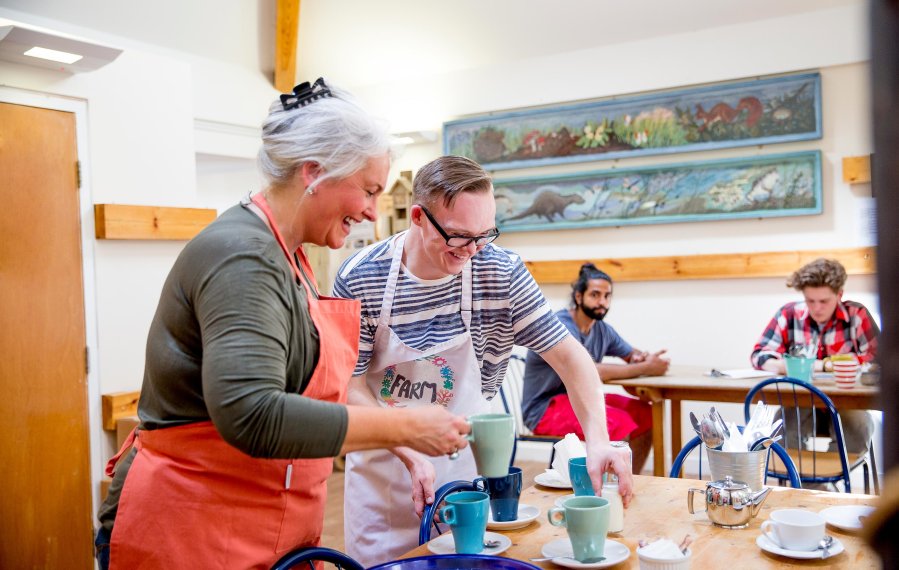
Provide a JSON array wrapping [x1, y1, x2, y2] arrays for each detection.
[[94, 204, 217, 240], [842, 155, 872, 184], [524, 247, 876, 284], [101, 390, 140, 430]]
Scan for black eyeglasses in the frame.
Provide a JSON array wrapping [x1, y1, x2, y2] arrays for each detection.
[[420, 206, 500, 248]]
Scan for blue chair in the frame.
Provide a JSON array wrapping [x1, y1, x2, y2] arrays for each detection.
[[499, 354, 562, 466], [418, 480, 486, 546], [669, 433, 802, 489], [270, 546, 363, 570], [369, 554, 540, 569], [745, 377, 877, 493]]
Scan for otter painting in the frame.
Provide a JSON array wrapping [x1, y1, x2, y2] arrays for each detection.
[[505, 189, 585, 222]]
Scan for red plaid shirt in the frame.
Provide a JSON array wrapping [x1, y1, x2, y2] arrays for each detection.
[[751, 299, 879, 368]]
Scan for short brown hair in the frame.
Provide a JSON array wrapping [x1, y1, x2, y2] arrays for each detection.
[[787, 258, 847, 293], [413, 156, 493, 209]]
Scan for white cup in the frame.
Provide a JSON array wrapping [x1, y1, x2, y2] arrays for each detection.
[[761, 509, 825, 551]]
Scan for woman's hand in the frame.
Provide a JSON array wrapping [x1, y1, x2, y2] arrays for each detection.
[[399, 406, 470, 457]]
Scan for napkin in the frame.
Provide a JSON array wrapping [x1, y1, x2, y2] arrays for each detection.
[[638, 538, 686, 560], [546, 433, 586, 485]]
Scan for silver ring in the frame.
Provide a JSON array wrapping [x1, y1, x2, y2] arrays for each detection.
[[448, 448, 459, 460]]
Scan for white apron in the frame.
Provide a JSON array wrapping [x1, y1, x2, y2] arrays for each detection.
[[344, 232, 490, 567]]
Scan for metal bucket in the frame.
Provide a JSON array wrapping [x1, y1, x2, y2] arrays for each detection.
[[706, 447, 768, 491]]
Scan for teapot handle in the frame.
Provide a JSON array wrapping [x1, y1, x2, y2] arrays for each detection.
[[687, 488, 705, 514]]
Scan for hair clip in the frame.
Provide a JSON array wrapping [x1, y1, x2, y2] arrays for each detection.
[[280, 78, 332, 111]]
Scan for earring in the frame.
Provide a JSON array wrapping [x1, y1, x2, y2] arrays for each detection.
[[305, 187, 315, 196]]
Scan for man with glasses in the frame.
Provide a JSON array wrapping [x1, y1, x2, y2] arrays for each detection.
[[334, 155, 633, 566]]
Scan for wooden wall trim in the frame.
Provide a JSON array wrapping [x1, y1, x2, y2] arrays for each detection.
[[274, 0, 300, 93], [101, 391, 140, 430], [524, 247, 876, 284], [94, 204, 217, 240]]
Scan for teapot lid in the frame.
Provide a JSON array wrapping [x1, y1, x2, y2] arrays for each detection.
[[709, 475, 750, 491]]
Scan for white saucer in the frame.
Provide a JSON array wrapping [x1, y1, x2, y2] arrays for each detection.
[[819, 505, 875, 531], [427, 531, 512, 556], [756, 534, 844, 560], [540, 538, 630, 568], [535, 472, 572, 489], [487, 503, 540, 530], [554, 493, 578, 508]]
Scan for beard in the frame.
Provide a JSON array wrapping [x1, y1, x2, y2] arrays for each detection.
[[579, 303, 607, 321]]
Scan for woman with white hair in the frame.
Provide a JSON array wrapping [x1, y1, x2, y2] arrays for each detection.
[[96, 79, 469, 570]]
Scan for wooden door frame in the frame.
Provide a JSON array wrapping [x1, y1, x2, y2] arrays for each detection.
[[0, 86, 104, 513]]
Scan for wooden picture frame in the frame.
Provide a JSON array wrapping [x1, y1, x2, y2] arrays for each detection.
[[444, 73, 822, 171], [494, 151, 822, 232]]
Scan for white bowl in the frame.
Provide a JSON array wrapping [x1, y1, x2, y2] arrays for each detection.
[[637, 547, 691, 570]]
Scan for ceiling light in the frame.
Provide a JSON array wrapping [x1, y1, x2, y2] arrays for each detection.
[[0, 25, 122, 73], [24, 46, 83, 64]]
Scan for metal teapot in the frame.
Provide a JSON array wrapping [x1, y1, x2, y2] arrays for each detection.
[[688, 475, 771, 528]]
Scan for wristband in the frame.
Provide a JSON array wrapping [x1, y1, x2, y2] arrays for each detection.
[[822, 356, 832, 372]]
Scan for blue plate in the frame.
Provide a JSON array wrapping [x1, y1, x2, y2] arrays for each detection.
[[368, 554, 540, 569]]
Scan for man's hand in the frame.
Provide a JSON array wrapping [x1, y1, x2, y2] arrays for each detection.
[[762, 358, 786, 375], [586, 442, 634, 507], [395, 448, 437, 518], [641, 349, 670, 376]]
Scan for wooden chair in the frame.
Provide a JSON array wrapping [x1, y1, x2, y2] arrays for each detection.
[[498, 354, 562, 466], [744, 377, 878, 494]]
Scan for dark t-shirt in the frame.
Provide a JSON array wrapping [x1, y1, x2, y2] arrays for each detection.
[[520, 308, 632, 429], [98, 203, 348, 531]]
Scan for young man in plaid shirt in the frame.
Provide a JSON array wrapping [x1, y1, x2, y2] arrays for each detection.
[[751, 258, 879, 458]]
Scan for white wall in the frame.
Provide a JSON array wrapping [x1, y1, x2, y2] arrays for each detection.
[[0, 2, 879, 486]]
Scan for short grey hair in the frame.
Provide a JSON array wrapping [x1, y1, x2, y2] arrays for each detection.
[[413, 155, 493, 209], [258, 81, 394, 191]]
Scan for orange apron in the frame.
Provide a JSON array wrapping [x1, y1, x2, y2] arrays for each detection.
[[107, 194, 361, 569]]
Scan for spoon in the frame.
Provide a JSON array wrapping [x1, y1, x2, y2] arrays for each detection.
[[700, 416, 724, 449], [749, 435, 782, 452], [818, 535, 833, 559], [529, 555, 605, 563], [483, 539, 501, 549], [689, 412, 702, 435]]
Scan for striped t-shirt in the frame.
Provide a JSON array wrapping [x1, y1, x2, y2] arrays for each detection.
[[333, 231, 569, 397]]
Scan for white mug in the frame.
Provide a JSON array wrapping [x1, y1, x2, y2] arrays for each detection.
[[761, 509, 825, 551]]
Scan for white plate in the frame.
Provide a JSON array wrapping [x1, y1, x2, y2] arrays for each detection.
[[756, 534, 844, 560], [535, 472, 572, 489], [819, 505, 876, 531], [540, 538, 630, 568], [427, 531, 512, 556], [487, 503, 540, 530], [554, 494, 578, 508]]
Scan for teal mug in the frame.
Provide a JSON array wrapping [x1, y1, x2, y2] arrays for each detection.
[[568, 457, 595, 496], [785, 355, 815, 383], [439, 491, 489, 554], [466, 413, 515, 477], [548, 496, 610, 563]]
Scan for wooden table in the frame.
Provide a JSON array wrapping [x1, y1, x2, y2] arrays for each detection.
[[404, 475, 880, 568], [605, 365, 880, 476]]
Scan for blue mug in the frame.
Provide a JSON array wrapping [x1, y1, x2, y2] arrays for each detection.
[[474, 467, 522, 522], [439, 491, 489, 554]]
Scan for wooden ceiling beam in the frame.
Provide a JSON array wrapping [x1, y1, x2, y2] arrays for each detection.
[[275, 0, 300, 93]]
